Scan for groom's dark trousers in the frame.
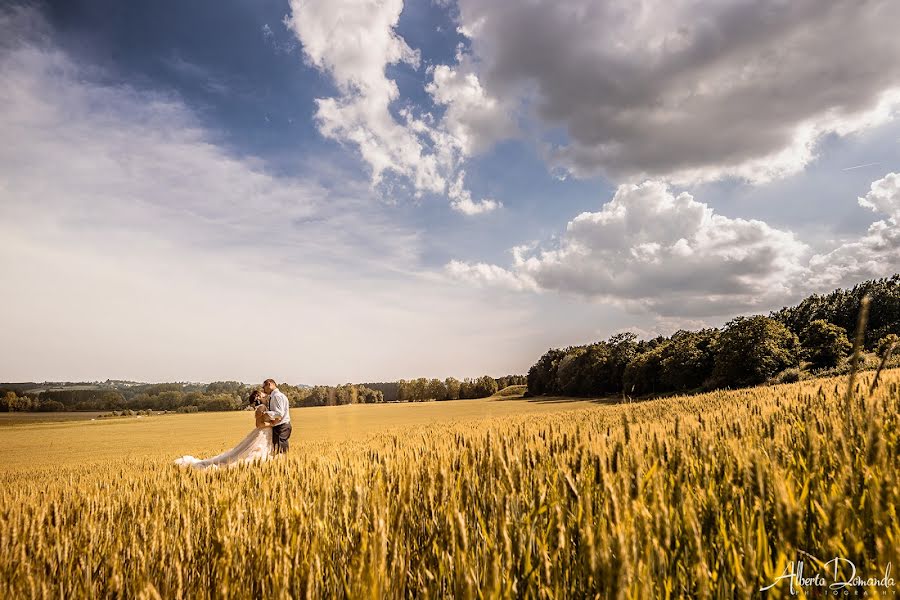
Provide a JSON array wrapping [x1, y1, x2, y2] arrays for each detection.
[[273, 423, 292, 454]]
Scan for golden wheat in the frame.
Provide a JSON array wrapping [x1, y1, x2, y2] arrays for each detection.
[[1, 371, 898, 598]]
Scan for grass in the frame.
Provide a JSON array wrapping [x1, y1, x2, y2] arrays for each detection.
[[491, 384, 527, 398], [0, 371, 898, 597]]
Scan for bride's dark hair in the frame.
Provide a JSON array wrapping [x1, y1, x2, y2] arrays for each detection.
[[247, 389, 263, 405]]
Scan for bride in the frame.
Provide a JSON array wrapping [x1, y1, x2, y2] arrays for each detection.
[[174, 390, 274, 469]]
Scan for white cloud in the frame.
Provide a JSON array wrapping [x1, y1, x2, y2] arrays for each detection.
[[285, 0, 444, 194], [0, 6, 537, 382], [447, 170, 500, 215], [611, 316, 712, 340], [858, 172, 900, 216], [0, 37, 383, 269], [447, 172, 900, 318], [445, 260, 535, 291], [426, 63, 514, 156], [285, 0, 501, 214], [451, 0, 900, 185], [808, 172, 900, 288], [447, 180, 810, 316]]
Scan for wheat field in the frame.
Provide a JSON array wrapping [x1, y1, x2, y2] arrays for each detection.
[[1, 372, 898, 598]]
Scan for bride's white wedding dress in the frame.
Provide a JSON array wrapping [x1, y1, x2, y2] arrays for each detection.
[[174, 426, 272, 469]]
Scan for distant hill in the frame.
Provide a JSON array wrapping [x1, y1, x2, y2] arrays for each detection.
[[1, 380, 313, 398]]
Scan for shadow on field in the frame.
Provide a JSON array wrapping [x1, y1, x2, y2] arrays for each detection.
[[490, 393, 675, 407], [490, 395, 624, 405]]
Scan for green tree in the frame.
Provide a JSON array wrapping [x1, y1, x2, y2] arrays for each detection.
[[568, 344, 612, 396], [426, 379, 448, 400], [624, 344, 668, 395], [152, 391, 186, 410], [37, 399, 66, 412], [474, 375, 499, 398], [412, 378, 428, 401], [444, 377, 461, 400], [196, 393, 240, 411], [527, 348, 566, 395], [606, 333, 639, 393], [459, 378, 477, 399], [660, 329, 719, 391], [1, 391, 24, 412], [878, 333, 899, 357], [556, 348, 587, 396], [205, 381, 244, 395], [773, 274, 899, 349], [712, 316, 800, 387], [801, 319, 851, 369], [278, 383, 309, 406]]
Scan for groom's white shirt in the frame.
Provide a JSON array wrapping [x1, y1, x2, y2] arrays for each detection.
[[265, 388, 291, 425]]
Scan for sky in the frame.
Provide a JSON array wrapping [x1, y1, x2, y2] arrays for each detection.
[[1, 0, 898, 385]]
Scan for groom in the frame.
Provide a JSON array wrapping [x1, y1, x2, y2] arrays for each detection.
[[263, 378, 292, 453]]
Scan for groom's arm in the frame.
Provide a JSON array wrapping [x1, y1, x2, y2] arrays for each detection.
[[265, 393, 287, 424]]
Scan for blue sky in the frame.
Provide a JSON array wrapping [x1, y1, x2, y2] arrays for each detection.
[[40, 0, 617, 265], [1, 0, 898, 383]]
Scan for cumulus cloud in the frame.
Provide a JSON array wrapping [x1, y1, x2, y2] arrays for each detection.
[[0, 5, 534, 382], [285, 0, 501, 214], [285, 0, 444, 194], [446, 259, 535, 292], [446, 181, 809, 316], [612, 316, 712, 340], [447, 173, 900, 318], [447, 170, 501, 215], [451, 0, 900, 184], [808, 172, 900, 288], [425, 63, 514, 156]]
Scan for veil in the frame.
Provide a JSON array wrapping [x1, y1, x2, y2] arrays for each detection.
[[175, 426, 272, 469]]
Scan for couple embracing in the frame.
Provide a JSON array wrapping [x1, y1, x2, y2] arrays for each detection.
[[174, 379, 292, 470]]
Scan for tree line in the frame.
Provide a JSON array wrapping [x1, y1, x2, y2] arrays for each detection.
[[527, 275, 900, 398], [0, 382, 253, 413], [361, 375, 526, 402], [0, 374, 527, 413], [772, 275, 900, 348]]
